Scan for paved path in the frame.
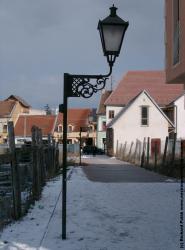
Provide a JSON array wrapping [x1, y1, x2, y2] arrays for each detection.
[[0, 160, 179, 250], [82, 155, 172, 183]]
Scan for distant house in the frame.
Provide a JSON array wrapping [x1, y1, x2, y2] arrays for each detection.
[[28, 109, 46, 115], [14, 115, 57, 143], [104, 71, 185, 155], [96, 90, 112, 150], [0, 95, 30, 143], [5, 95, 30, 112], [106, 91, 174, 156], [54, 109, 96, 145]]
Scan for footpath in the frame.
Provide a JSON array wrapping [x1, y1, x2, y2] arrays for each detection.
[[0, 155, 181, 250]]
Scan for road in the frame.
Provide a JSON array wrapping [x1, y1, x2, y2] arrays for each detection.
[[82, 155, 172, 183]]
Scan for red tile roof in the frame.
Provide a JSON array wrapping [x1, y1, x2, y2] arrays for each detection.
[[105, 71, 185, 106], [14, 115, 56, 136], [57, 109, 92, 132], [0, 100, 16, 117]]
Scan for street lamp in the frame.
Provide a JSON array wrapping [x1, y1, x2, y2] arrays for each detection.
[[59, 5, 129, 240], [98, 5, 129, 68]]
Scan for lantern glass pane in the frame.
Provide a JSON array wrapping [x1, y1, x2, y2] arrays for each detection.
[[102, 24, 125, 52]]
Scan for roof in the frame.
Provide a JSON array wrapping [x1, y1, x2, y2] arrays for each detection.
[[168, 92, 185, 105], [107, 90, 175, 128], [14, 115, 57, 137], [105, 71, 185, 107], [57, 109, 92, 132], [5, 95, 30, 108], [0, 100, 16, 118], [97, 90, 112, 115]]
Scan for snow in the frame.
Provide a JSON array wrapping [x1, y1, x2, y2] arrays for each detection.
[[81, 155, 94, 159], [0, 167, 183, 250]]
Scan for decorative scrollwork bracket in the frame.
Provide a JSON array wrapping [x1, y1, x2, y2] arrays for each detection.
[[66, 75, 108, 98], [64, 66, 112, 99]]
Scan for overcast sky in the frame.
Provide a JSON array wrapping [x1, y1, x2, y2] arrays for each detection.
[[0, 0, 165, 109]]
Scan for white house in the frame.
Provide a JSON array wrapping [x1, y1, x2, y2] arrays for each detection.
[[106, 90, 174, 155], [170, 93, 185, 139], [103, 71, 185, 156], [96, 90, 112, 150]]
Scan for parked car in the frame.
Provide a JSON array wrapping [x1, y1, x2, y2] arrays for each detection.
[[82, 146, 104, 155]]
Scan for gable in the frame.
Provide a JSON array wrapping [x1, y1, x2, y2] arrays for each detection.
[[0, 100, 16, 117], [107, 91, 174, 128], [5, 95, 30, 108]]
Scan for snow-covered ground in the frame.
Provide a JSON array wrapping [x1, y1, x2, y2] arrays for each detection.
[[0, 167, 183, 250]]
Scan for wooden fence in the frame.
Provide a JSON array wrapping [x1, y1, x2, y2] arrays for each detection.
[[115, 134, 185, 178], [0, 122, 60, 229]]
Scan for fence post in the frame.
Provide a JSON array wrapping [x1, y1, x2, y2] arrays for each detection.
[[128, 141, 134, 162], [162, 136, 169, 166], [146, 137, 150, 167], [171, 133, 177, 165], [52, 138, 56, 175], [55, 142, 60, 172], [141, 138, 146, 168], [122, 142, 127, 161], [119, 144, 122, 160], [31, 126, 40, 200], [39, 129, 46, 186], [116, 140, 119, 157], [133, 140, 138, 164], [47, 134, 52, 177], [138, 141, 142, 164], [36, 128, 42, 197], [8, 121, 21, 219], [154, 141, 158, 170]]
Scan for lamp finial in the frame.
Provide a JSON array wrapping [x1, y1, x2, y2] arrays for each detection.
[[110, 4, 117, 17]]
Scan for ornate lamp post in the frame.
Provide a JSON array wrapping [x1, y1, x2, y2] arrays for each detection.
[[59, 5, 129, 240]]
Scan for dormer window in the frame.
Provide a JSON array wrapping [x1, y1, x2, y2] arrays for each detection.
[[58, 125, 63, 133], [3, 125, 7, 133], [68, 125, 73, 133], [89, 125, 94, 132]]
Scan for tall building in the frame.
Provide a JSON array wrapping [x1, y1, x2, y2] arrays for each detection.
[[165, 0, 185, 83]]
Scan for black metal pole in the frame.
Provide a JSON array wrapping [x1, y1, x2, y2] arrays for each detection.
[[79, 127, 82, 165], [62, 73, 68, 240]]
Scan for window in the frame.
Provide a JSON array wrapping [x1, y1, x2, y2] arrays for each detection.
[[173, 0, 180, 65], [58, 125, 63, 133], [141, 106, 149, 126], [68, 125, 73, 133], [109, 110, 114, 119], [3, 125, 7, 133], [89, 125, 94, 132], [102, 121, 106, 131]]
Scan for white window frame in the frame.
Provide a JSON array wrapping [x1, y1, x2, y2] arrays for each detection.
[[109, 110, 115, 119], [141, 106, 149, 126]]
